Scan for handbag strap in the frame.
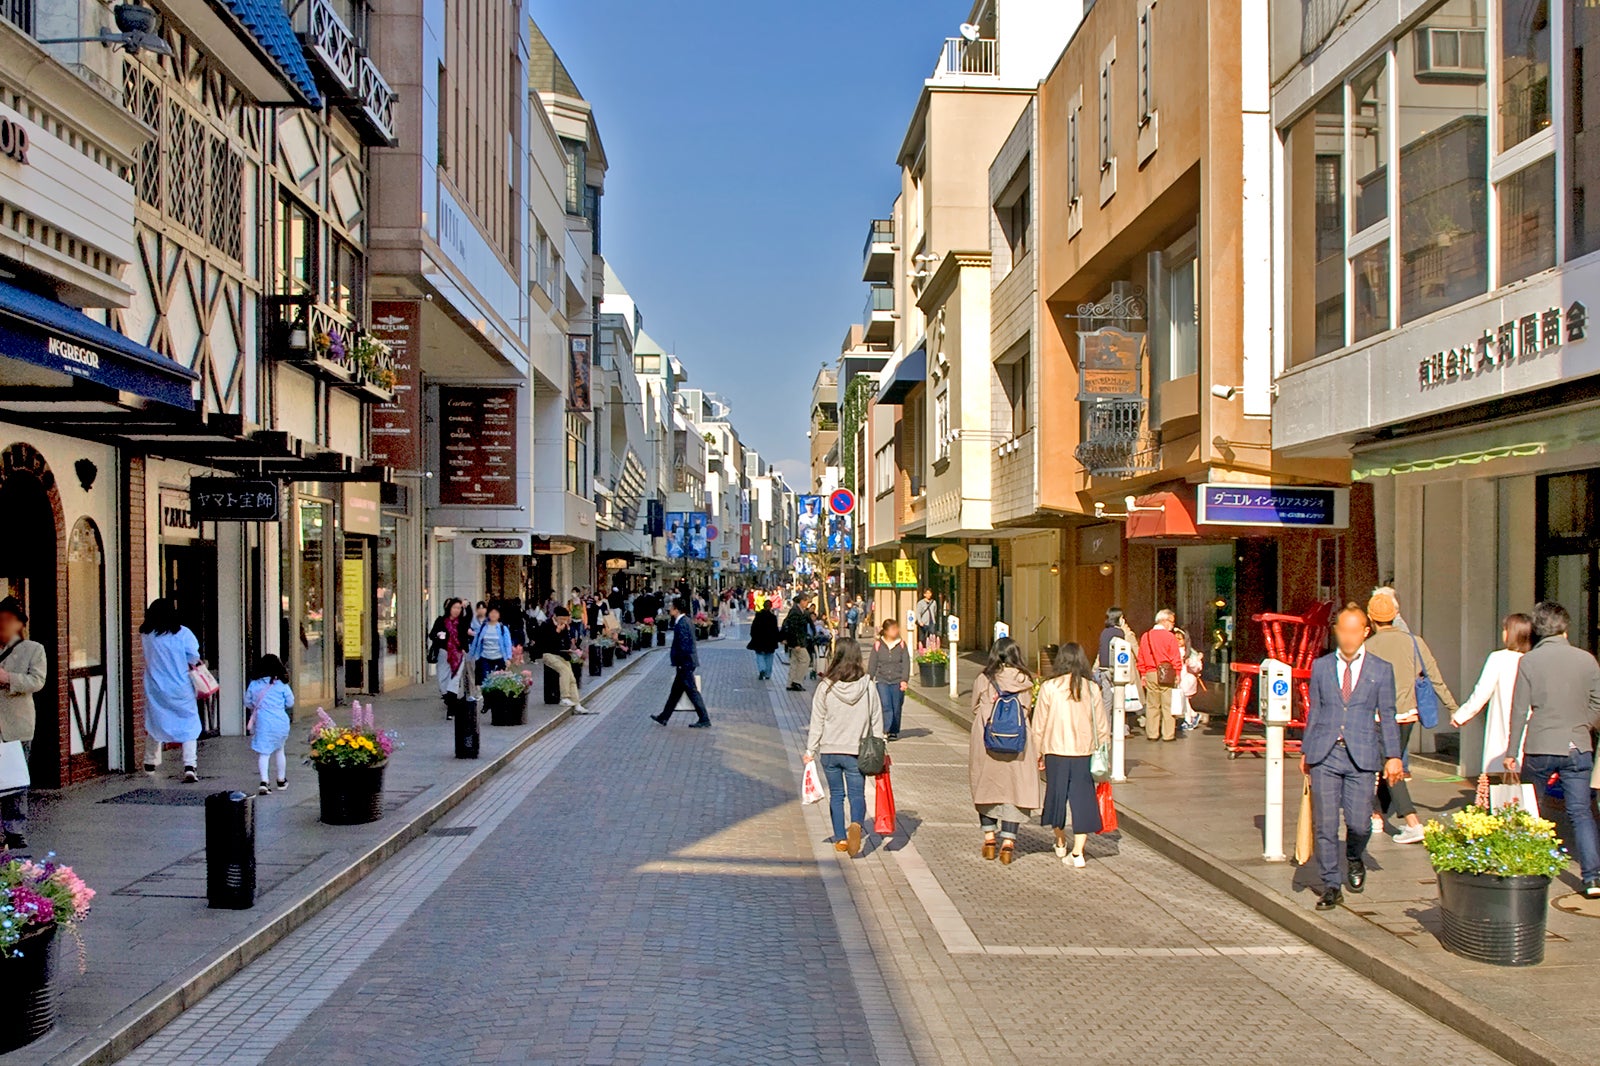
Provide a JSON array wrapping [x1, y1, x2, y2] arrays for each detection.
[[1408, 633, 1430, 682]]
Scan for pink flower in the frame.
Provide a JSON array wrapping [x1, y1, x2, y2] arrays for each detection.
[[9, 885, 54, 924]]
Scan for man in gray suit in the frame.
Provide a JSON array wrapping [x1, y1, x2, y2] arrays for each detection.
[[1301, 603, 1404, 910], [1506, 601, 1600, 899], [0, 596, 48, 851]]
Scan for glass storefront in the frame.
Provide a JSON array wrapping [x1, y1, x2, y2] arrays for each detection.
[[377, 514, 400, 686], [296, 497, 332, 703], [1537, 469, 1599, 654]]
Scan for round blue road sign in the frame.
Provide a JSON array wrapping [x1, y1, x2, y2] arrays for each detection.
[[828, 489, 856, 516]]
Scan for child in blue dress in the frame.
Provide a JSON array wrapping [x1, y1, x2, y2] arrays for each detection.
[[244, 654, 295, 795]]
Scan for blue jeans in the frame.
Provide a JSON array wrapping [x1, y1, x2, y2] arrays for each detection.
[[1525, 750, 1600, 882], [819, 753, 866, 840], [754, 651, 774, 678], [877, 682, 904, 736]]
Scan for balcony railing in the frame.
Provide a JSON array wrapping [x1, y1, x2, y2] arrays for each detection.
[[287, 0, 396, 146], [1074, 398, 1160, 478], [863, 218, 894, 283], [935, 37, 997, 78], [352, 55, 396, 146], [862, 219, 894, 261], [264, 294, 395, 402], [3, 0, 33, 35]]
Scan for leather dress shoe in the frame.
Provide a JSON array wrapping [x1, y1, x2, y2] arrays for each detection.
[[1346, 860, 1367, 893], [1316, 887, 1344, 910]]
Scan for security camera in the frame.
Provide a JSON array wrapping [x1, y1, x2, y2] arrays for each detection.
[[1210, 384, 1237, 400]]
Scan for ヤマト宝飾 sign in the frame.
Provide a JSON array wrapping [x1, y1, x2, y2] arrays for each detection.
[[1197, 483, 1348, 529], [190, 478, 279, 522]]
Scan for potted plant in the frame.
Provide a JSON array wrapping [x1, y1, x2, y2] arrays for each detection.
[[593, 637, 616, 668], [481, 668, 532, 726], [693, 611, 712, 640], [0, 850, 95, 1053], [1424, 801, 1567, 966], [916, 637, 949, 688], [308, 702, 397, 825]]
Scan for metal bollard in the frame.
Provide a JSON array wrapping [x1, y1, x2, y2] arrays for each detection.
[[455, 696, 480, 759], [206, 790, 256, 910]]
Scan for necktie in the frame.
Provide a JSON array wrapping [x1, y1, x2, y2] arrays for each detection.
[[1341, 660, 1353, 702]]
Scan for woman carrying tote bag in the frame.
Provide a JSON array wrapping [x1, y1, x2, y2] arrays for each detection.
[[1452, 613, 1535, 809], [1032, 643, 1108, 867], [803, 638, 885, 858]]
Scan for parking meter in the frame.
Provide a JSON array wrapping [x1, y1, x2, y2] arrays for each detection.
[[946, 615, 960, 644], [946, 615, 960, 698], [905, 609, 915, 636], [1259, 658, 1292, 724], [993, 620, 1009, 642], [1109, 637, 1133, 685]]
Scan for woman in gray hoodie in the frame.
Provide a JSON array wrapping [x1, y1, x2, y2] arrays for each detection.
[[804, 637, 886, 856]]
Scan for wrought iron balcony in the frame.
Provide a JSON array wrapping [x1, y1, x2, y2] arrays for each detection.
[[1074, 398, 1160, 479]]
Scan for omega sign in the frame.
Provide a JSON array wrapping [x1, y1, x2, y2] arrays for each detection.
[[1418, 302, 1586, 389], [0, 115, 27, 165]]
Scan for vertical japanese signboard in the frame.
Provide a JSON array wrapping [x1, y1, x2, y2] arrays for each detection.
[[367, 301, 421, 470], [438, 386, 517, 506]]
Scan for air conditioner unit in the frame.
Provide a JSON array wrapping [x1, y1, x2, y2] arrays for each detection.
[[1413, 26, 1487, 77]]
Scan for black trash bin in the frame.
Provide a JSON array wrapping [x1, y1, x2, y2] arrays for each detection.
[[543, 665, 562, 704], [455, 696, 480, 758], [206, 790, 256, 910]]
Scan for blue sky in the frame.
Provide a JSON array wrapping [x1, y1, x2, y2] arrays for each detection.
[[531, 1, 966, 488]]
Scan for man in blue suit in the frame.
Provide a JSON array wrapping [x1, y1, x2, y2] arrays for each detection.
[[652, 597, 710, 728], [1301, 603, 1405, 910]]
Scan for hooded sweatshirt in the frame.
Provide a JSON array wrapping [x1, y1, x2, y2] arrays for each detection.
[[805, 676, 885, 759]]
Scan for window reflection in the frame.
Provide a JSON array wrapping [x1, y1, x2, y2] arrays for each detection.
[[1500, 1, 1551, 150], [1500, 156, 1556, 284], [1352, 59, 1388, 232]]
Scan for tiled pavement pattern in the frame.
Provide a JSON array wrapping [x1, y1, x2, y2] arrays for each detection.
[[122, 647, 1504, 1065]]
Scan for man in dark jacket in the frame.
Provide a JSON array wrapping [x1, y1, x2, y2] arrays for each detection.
[[1507, 600, 1600, 898], [782, 596, 813, 692], [653, 598, 710, 728], [747, 603, 781, 680], [532, 608, 590, 714]]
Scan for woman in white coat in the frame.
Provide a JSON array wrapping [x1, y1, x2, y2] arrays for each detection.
[[1451, 612, 1533, 780]]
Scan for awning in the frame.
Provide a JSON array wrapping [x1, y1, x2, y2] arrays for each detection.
[[0, 280, 197, 409], [877, 346, 926, 405], [1125, 491, 1200, 540]]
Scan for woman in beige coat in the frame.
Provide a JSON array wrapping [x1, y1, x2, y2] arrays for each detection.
[[1033, 643, 1108, 867], [969, 637, 1040, 864]]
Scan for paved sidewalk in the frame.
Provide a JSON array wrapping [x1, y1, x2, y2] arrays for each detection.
[[121, 646, 1508, 1064], [907, 680, 1595, 1066], [2, 648, 655, 1066]]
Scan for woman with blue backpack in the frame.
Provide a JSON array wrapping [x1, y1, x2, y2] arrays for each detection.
[[969, 637, 1041, 865]]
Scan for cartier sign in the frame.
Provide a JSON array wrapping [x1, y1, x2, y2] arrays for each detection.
[[1418, 302, 1587, 389], [0, 115, 28, 165]]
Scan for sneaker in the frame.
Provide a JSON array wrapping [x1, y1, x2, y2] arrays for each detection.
[[559, 698, 575, 708], [143, 763, 157, 776], [182, 767, 198, 783], [1071, 854, 1087, 869], [688, 720, 712, 729], [258, 782, 270, 796], [1053, 844, 1068, 859], [276, 779, 288, 792], [1370, 814, 1386, 836], [1393, 823, 1425, 845], [571, 704, 594, 715], [1584, 880, 1600, 900]]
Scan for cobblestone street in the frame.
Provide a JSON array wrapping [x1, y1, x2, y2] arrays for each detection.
[[120, 646, 1508, 1064]]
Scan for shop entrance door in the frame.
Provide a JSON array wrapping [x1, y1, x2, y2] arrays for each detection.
[[163, 542, 220, 736], [1537, 470, 1599, 655], [0, 468, 59, 788], [343, 536, 374, 694]]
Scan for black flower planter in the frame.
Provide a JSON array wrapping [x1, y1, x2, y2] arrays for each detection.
[[918, 661, 948, 688], [588, 645, 603, 676], [710, 621, 721, 638], [657, 629, 667, 647], [315, 759, 388, 825], [485, 688, 528, 726], [0, 924, 57, 1053], [601, 646, 615, 668], [695, 625, 710, 641], [616, 643, 630, 659], [1438, 870, 1550, 966]]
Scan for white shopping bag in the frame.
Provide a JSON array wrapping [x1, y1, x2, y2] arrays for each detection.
[[0, 740, 29, 793], [190, 662, 221, 698], [802, 761, 827, 805], [1489, 781, 1539, 816]]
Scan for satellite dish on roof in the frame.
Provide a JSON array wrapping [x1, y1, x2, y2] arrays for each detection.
[[959, 22, 981, 41]]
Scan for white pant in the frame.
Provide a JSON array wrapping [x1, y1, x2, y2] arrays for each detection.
[[148, 737, 198, 767]]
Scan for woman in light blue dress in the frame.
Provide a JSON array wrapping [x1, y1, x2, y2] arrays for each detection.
[[140, 598, 203, 782], [245, 654, 295, 794]]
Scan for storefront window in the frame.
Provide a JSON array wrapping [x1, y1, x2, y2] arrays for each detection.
[[1569, 0, 1600, 258], [1300, 88, 1346, 358], [66, 518, 104, 672], [1398, 0, 1489, 324], [1537, 471, 1599, 654], [1501, 0, 1551, 151], [298, 499, 329, 699], [377, 515, 400, 684], [1352, 242, 1391, 340], [1499, 155, 1557, 284]]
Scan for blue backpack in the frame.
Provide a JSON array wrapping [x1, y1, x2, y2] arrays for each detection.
[[983, 688, 1028, 754]]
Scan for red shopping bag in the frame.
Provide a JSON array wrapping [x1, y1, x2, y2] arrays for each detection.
[[874, 764, 897, 836], [1095, 781, 1118, 833]]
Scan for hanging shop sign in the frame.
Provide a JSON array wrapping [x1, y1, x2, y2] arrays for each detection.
[[158, 488, 195, 538], [438, 386, 517, 506], [869, 560, 921, 589], [367, 301, 421, 470], [931, 543, 968, 566], [1417, 302, 1586, 390], [1076, 328, 1144, 399], [967, 544, 994, 568], [190, 478, 279, 522], [568, 334, 592, 412], [1197, 483, 1349, 529]]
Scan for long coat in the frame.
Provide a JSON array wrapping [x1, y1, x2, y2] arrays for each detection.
[[0, 637, 47, 743], [968, 666, 1042, 810]]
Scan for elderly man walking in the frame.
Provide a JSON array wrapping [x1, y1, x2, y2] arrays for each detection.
[[1138, 609, 1184, 742], [0, 596, 48, 850], [782, 595, 814, 693], [1507, 601, 1600, 899]]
